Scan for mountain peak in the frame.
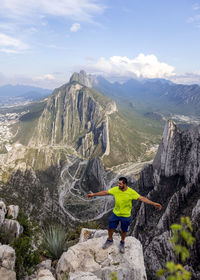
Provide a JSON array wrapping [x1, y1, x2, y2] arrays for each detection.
[[69, 70, 92, 88]]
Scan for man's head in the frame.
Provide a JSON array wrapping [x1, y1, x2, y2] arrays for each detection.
[[118, 177, 128, 190]]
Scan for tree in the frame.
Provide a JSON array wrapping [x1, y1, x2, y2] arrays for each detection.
[[157, 216, 195, 280]]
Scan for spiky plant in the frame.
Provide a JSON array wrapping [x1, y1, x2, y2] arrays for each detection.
[[42, 224, 67, 260]]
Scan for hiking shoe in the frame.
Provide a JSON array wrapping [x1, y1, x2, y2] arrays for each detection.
[[119, 241, 125, 253], [102, 239, 113, 249]]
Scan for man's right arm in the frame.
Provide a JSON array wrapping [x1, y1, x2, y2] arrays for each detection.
[[87, 190, 110, 198]]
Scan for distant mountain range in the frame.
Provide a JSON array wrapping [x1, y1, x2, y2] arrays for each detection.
[[0, 84, 52, 101], [1, 73, 200, 116], [91, 75, 200, 116]]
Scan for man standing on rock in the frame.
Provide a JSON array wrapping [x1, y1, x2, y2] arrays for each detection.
[[87, 177, 162, 253]]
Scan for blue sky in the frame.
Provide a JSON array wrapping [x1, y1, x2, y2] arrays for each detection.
[[0, 0, 200, 89]]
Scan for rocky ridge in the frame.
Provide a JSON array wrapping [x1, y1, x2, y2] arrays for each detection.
[[56, 229, 147, 280], [0, 201, 23, 280], [130, 120, 200, 279], [28, 81, 117, 159], [0, 224, 147, 280]]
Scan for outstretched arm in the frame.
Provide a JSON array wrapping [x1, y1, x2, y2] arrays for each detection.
[[138, 196, 162, 210], [87, 190, 110, 198]]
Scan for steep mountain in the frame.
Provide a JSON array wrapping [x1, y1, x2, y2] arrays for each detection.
[[129, 120, 200, 279], [0, 71, 162, 224], [28, 82, 117, 159], [10, 72, 161, 167]]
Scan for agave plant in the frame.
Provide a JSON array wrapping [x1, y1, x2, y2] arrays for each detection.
[[42, 224, 67, 260]]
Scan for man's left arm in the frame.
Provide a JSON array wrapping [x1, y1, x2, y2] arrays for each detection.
[[138, 196, 162, 210]]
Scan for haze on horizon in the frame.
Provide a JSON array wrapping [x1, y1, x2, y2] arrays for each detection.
[[0, 0, 200, 89]]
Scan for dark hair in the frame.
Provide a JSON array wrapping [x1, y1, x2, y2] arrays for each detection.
[[118, 177, 127, 185]]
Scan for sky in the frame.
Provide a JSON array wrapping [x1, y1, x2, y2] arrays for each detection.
[[0, 0, 200, 89]]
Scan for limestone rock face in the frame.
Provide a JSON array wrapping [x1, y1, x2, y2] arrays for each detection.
[[153, 120, 200, 183], [191, 199, 200, 224], [0, 267, 16, 280], [0, 244, 16, 280], [3, 219, 23, 238], [56, 233, 147, 280], [29, 81, 116, 159], [131, 120, 200, 279], [68, 271, 101, 280], [82, 157, 106, 193], [144, 231, 175, 277], [37, 269, 56, 280], [7, 205, 19, 219], [70, 70, 93, 88], [0, 200, 6, 225]]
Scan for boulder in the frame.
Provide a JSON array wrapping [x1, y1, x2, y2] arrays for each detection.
[[0, 267, 16, 280], [3, 219, 23, 238], [37, 269, 56, 280], [0, 244, 16, 270], [68, 271, 101, 280], [0, 244, 16, 280], [7, 205, 19, 219], [79, 228, 108, 243], [56, 234, 147, 280], [39, 259, 52, 270], [0, 200, 6, 226]]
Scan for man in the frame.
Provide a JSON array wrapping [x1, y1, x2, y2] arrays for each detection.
[[87, 177, 162, 253]]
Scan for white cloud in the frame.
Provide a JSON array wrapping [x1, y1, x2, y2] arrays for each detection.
[[0, 33, 28, 53], [33, 74, 56, 81], [86, 54, 175, 79], [0, 0, 105, 22], [70, 23, 81, 32], [170, 72, 200, 85]]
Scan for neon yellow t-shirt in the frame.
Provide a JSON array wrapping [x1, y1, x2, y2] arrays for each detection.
[[108, 186, 140, 217]]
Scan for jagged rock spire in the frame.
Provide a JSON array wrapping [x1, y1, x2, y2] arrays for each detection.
[[69, 70, 92, 87]]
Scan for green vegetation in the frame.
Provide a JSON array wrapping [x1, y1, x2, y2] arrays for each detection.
[[62, 272, 69, 280], [12, 211, 40, 280], [103, 107, 162, 167], [12, 236, 40, 279], [12, 100, 46, 145], [87, 87, 112, 110], [109, 271, 118, 280], [40, 220, 101, 261], [0, 227, 13, 244], [41, 224, 67, 260], [66, 220, 101, 247], [157, 216, 195, 280]]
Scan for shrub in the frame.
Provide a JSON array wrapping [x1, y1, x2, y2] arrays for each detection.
[[0, 227, 13, 244], [11, 210, 40, 280], [157, 216, 195, 280], [109, 271, 118, 280], [42, 224, 67, 260], [12, 236, 40, 279]]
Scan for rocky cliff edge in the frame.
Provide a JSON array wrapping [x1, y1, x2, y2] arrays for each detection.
[[56, 229, 147, 280]]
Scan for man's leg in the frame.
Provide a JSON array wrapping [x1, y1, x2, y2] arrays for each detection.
[[102, 212, 119, 249], [108, 228, 114, 240], [119, 216, 131, 253], [121, 231, 127, 242]]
